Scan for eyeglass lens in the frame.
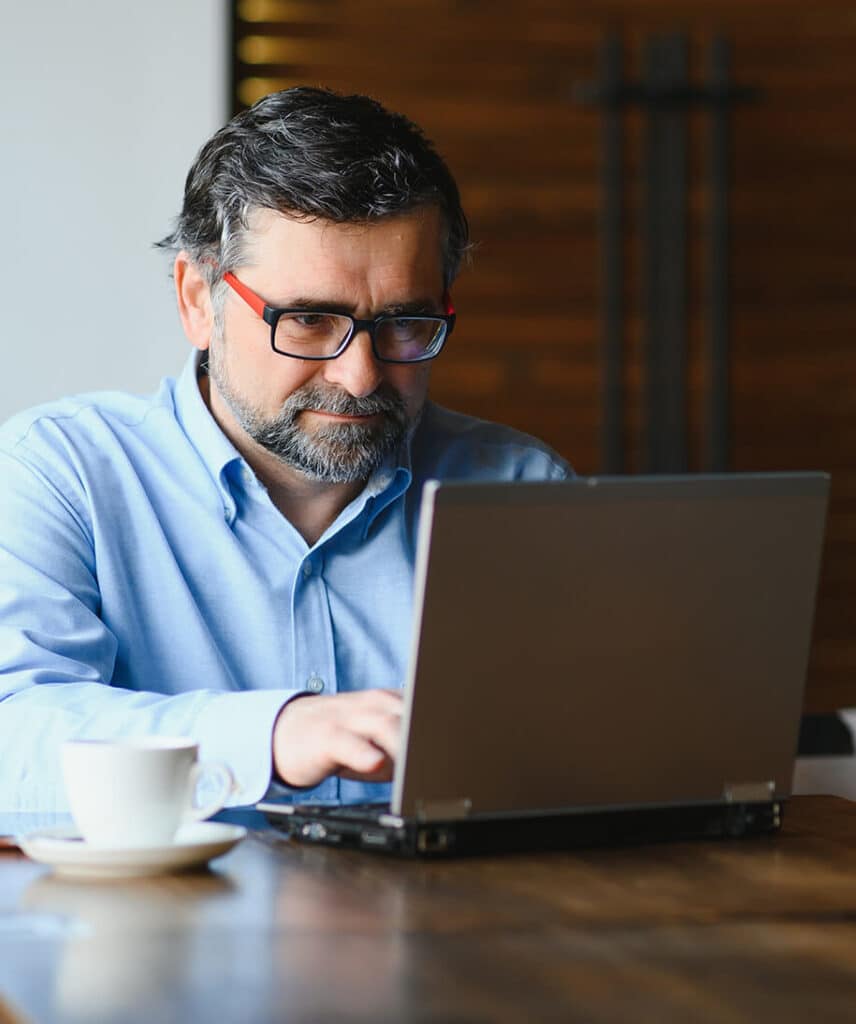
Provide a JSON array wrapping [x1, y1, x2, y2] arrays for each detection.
[[274, 313, 445, 361]]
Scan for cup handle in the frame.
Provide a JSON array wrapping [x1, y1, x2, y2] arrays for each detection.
[[185, 760, 235, 823]]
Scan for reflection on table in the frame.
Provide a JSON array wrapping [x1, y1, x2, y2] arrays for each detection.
[[4, 797, 856, 1022]]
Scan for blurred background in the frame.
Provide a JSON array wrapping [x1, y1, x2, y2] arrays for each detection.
[[2, 0, 854, 720]]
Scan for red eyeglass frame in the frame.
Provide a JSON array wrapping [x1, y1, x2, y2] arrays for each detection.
[[222, 271, 456, 364]]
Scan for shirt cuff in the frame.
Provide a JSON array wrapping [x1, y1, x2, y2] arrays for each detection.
[[192, 689, 307, 806]]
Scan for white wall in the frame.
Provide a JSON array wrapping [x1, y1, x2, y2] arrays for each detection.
[[0, 1, 228, 419]]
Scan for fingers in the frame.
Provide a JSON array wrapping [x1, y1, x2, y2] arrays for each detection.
[[348, 707, 402, 763], [354, 689, 403, 715], [330, 730, 394, 782], [272, 688, 404, 789]]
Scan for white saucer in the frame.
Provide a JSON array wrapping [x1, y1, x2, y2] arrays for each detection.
[[18, 822, 247, 879]]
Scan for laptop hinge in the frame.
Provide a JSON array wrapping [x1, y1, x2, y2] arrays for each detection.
[[415, 798, 473, 822], [723, 780, 776, 803]]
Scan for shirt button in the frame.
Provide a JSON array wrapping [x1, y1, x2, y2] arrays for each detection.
[[306, 675, 325, 694], [302, 561, 313, 578], [241, 466, 255, 487]]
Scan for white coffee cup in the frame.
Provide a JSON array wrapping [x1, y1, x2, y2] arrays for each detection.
[[62, 738, 235, 848]]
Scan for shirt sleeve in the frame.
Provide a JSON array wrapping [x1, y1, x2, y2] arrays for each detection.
[[0, 448, 295, 813]]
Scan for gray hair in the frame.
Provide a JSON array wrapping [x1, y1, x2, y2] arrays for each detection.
[[157, 86, 470, 302]]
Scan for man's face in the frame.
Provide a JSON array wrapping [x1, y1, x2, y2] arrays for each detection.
[[205, 207, 445, 484]]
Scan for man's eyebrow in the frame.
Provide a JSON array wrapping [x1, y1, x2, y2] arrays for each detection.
[[380, 299, 437, 316], [276, 297, 439, 316], [282, 297, 353, 314]]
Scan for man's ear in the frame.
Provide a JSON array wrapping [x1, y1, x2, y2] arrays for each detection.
[[174, 253, 215, 352]]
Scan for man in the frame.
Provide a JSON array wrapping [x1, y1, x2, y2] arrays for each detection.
[[0, 88, 569, 812]]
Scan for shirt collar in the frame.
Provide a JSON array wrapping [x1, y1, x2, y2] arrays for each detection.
[[358, 411, 418, 531], [172, 351, 244, 513], [358, 456, 412, 538]]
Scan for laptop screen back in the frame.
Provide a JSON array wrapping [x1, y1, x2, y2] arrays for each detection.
[[393, 474, 829, 821]]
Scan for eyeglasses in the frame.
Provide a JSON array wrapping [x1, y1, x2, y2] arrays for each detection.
[[223, 272, 456, 364]]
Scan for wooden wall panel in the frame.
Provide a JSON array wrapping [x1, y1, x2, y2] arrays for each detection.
[[232, 0, 856, 712]]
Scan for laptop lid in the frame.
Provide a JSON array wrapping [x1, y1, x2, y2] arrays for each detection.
[[392, 473, 829, 822]]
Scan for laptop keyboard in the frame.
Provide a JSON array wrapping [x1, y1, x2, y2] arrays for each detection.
[[294, 802, 391, 820]]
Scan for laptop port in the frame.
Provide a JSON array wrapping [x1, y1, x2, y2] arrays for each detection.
[[360, 829, 391, 848], [417, 828, 451, 854]]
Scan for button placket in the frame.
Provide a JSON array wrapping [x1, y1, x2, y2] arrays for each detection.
[[292, 550, 336, 705]]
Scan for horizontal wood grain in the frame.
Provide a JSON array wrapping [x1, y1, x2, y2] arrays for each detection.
[[7, 799, 856, 1020]]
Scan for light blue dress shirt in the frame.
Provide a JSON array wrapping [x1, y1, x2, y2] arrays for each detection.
[[0, 352, 570, 811]]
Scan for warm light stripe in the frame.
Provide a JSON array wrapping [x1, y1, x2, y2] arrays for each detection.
[[238, 77, 306, 106], [238, 0, 338, 24], [238, 35, 324, 64]]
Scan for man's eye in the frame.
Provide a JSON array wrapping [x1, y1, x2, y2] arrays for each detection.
[[390, 318, 421, 333], [294, 314, 328, 329]]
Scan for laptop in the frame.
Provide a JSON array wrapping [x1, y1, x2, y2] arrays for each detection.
[[258, 472, 830, 856]]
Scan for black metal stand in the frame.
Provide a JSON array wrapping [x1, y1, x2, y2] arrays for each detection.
[[577, 34, 757, 474]]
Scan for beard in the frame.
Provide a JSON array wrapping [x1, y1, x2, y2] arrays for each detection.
[[207, 343, 412, 484]]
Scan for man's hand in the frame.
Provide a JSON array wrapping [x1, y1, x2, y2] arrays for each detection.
[[272, 689, 404, 789]]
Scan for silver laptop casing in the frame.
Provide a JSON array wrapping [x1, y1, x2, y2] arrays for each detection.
[[392, 474, 829, 822]]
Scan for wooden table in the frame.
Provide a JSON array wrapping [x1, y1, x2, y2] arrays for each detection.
[[4, 796, 856, 1022]]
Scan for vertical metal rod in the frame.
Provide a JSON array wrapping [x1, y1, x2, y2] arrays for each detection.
[[642, 37, 664, 473], [705, 35, 731, 471], [658, 34, 689, 472], [600, 34, 624, 473]]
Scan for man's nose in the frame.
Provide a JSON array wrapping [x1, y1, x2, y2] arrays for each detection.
[[322, 329, 384, 398]]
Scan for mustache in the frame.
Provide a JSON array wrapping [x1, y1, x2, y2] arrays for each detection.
[[281, 383, 407, 421]]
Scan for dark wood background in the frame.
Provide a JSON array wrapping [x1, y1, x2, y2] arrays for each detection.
[[231, 0, 856, 713]]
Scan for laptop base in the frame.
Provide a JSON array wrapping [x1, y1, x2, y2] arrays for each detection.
[[259, 800, 782, 858]]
